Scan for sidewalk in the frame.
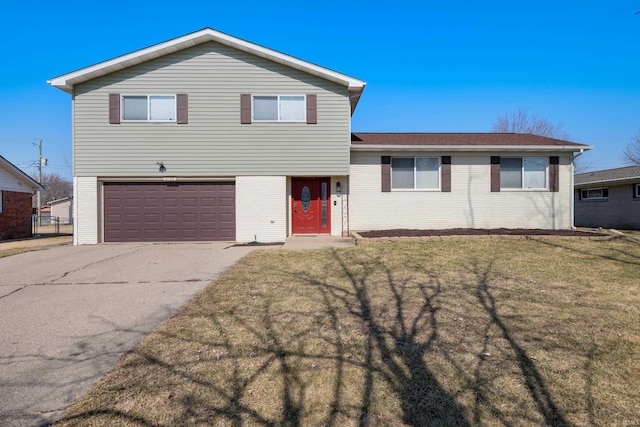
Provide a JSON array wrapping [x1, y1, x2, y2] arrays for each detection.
[[282, 235, 354, 250]]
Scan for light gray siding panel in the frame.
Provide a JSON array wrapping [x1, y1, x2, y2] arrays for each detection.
[[73, 42, 351, 177], [575, 183, 640, 229]]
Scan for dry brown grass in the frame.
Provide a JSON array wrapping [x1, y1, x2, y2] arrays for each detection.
[[55, 237, 640, 426], [0, 247, 37, 258]]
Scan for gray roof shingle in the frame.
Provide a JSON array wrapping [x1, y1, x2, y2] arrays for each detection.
[[575, 165, 640, 185], [351, 132, 588, 147]]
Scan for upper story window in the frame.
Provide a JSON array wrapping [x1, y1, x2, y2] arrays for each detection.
[[635, 184, 640, 198], [580, 188, 608, 200], [391, 157, 440, 190], [252, 95, 306, 122], [500, 157, 547, 189], [122, 95, 176, 122]]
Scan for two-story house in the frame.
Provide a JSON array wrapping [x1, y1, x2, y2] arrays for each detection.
[[48, 28, 590, 244]]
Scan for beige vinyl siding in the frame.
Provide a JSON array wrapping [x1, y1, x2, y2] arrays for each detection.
[[575, 183, 640, 229], [73, 41, 351, 177], [349, 151, 573, 231]]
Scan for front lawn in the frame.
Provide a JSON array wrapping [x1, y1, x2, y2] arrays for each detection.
[[56, 237, 640, 426]]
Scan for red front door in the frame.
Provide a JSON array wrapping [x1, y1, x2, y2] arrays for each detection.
[[292, 178, 331, 234]]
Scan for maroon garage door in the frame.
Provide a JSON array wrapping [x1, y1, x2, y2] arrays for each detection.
[[103, 182, 235, 242]]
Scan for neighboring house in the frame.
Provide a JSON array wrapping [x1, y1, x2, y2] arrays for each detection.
[[0, 156, 44, 240], [48, 28, 590, 244], [574, 165, 640, 230], [49, 197, 73, 224]]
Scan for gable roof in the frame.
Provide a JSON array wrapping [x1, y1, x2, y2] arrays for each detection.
[[351, 133, 591, 152], [575, 164, 640, 186], [0, 156, 44, 191], [47, 28, 367, 111]]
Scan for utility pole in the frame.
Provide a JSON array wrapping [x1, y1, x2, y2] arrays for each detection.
[[35, 139, 46, 226]]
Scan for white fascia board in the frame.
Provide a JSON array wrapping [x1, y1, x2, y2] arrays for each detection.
[[48, 28, 366, 94], [350, 144, 593, 152]]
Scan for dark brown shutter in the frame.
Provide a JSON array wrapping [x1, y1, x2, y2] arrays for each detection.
[[109, 94, 120, 124], [306, 94, 317, 124], [381, 156, 391, 192], [441, 156, 451, 192], [240, 94, 251, 124], [176, 94, 188, 124], [549, 156, 559, 192], [490, 156, 501, 192]]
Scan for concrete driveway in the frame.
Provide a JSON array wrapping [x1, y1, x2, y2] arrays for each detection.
[[0, 242, 261, 427]]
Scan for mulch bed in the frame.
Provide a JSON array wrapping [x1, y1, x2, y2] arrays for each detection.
[[358, 228, 610, 238]]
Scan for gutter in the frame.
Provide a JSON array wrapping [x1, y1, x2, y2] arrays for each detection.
[[350, 144, 593, 152]]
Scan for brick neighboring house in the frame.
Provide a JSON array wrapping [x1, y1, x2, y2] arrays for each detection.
[[575, 165, 640, 230], [0, 156, 44, 240]]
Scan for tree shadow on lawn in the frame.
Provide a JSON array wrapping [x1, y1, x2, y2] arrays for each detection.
[[534, 235, 640, 267], [56, 248, 593, 427]]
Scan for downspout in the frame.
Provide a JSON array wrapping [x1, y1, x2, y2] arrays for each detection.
[[570, 149, 585, 229]]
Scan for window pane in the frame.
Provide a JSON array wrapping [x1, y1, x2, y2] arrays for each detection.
[[279, 96, 305, 121], [149, 96, 175, 121], [500, 158, 522, 188], [587, 189, 603, 198], [416, 157, 439, 188], [122, 96, 148, 120], [392, 158, 414, 189], [253, 96, 278, 121], [523, 157, 547, 188]]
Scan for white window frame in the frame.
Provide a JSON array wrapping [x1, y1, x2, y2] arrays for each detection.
[[121, 94, 177, 122], [252, 95, 306, 122], [580, 187, 608, 200], [391, 157, 441, 190], [635, 184, 640, 198], [500, 157, 549, 190]]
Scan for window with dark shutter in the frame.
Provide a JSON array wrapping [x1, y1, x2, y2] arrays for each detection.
[[381, 156, 391, 192], [240, 94, 251, 124], [306, 94, 317, 124], [549, 156, 559, 192], [441, 156, 451, 192], [109, 94, 120, 124], [176, 94, 188, 124], [490, 156, 500, 192]]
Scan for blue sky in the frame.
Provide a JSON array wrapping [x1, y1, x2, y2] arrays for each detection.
[[1, 1, 639, 180]]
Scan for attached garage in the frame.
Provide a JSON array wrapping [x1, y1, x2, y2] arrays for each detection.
[[103, 182, 235, 242]]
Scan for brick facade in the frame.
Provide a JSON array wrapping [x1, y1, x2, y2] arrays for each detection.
[[0, 190, 33, 240]]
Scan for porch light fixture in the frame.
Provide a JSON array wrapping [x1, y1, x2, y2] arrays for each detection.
[[157, 161, 166, 173], [336, 181, 342, 193]]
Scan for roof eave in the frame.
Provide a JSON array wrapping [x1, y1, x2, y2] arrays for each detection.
[[350, 144, 593, 152], [575, 176, 640, 187]]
